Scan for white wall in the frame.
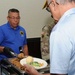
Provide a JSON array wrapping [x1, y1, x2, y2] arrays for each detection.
[[0, 0, 53, 38]]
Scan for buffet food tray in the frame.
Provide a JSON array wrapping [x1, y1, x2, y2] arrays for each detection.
[[1, 58, 27, 75]]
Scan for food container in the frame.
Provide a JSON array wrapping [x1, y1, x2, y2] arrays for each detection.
[[1, 58, 27, 75]]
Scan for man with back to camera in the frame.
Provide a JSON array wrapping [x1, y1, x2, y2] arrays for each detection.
[[0, 8, 28, 60], [23, 0, 75, 75]]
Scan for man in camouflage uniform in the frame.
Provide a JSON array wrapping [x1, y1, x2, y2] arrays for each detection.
[[41, 21, 55, 61]]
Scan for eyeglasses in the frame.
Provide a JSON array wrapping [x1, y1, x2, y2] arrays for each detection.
[[46, 1, 52, 12], [8, 16, 20, 20], [46, 1, 59, 12]]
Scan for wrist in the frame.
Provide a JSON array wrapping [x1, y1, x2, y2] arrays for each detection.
[[0, 46, 4, 53], [0, 47, 4, 52]]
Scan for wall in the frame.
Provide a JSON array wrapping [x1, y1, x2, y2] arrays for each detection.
[[0, 0, 53, 38]]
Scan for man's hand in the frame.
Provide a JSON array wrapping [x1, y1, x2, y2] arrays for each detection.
[[24, 64, 41, 75], [24, 64, 50, 75], [3, 47, 15, 57]]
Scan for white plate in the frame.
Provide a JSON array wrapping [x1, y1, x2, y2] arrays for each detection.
[[20, 57, 48, 70]]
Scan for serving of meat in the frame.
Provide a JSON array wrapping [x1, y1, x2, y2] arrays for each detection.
[[9, 53, 25, 71], [17, 53, 25, 59]]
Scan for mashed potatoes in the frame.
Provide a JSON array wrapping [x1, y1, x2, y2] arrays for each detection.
[[26, 56, 33, 64]]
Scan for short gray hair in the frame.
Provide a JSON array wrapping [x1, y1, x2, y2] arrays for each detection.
[[47, 0, 75, 4]]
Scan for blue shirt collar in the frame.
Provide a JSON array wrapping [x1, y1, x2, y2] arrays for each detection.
[[7, 22, 20, 30]]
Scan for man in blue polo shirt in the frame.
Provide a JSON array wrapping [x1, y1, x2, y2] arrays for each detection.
[[0, 8, 28, 60]]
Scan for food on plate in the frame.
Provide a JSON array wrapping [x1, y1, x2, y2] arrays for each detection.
[[20, 57, 48, 69], [26, 56, 33, 64], [30, 61, 44, 67], [17, 53, 25, 59], [26, 56, 44, 67]]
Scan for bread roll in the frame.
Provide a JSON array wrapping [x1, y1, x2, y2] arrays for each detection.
[[26, 56, 33, 64]]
